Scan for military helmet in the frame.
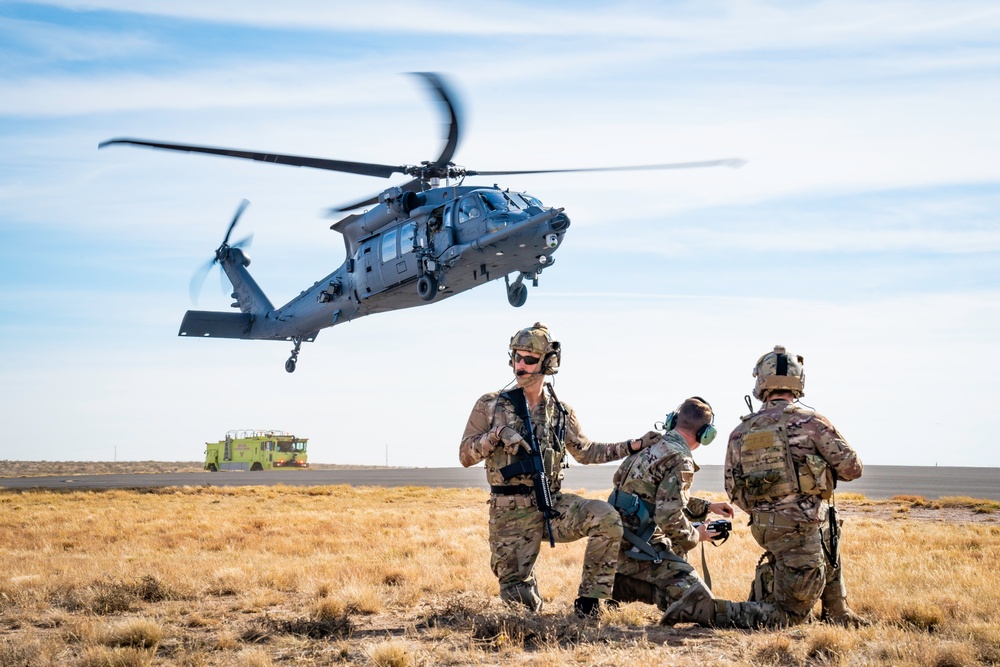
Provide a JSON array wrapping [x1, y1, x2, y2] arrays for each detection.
[[509, 322, 561, 375], [752, 345, 805, 400]]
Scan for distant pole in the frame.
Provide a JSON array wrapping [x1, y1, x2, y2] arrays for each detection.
[[114, 446, 117, 462], [385, 444, 388, 467]]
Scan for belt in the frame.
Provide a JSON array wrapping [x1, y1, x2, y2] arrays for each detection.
[[751, 509, 802, 529], [490, 484, 532, 496]]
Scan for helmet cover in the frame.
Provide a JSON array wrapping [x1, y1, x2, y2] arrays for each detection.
[[753, 345, 805, 400], [509, 322, 561, 375]]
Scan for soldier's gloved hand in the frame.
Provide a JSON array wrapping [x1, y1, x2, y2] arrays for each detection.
[[638, 430, 662, 449], [495, 426, 530, 455]]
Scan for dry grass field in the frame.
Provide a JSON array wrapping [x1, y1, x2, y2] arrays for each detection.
[[1, 477, 998, 666]]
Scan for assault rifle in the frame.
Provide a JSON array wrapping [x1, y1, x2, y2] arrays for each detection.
[[499, 387, 561, 547]]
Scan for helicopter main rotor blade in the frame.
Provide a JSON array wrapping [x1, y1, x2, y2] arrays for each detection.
[[99, 138, 407, 179], [413, 72, 461, 170], [465, 158, 747, 177]]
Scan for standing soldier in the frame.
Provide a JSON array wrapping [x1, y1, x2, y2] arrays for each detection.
[[611, 397, 782, 628], [460, 323, 658, 617], [725, 345, 868, 627]]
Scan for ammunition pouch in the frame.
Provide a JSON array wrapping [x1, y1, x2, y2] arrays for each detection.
[[797, 454, 834, 500]]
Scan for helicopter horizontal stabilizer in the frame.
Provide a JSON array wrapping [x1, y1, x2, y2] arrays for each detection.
[[178, 311, 255, 339], [178, 310, 320, 343]]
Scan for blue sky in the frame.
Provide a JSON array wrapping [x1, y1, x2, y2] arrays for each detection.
[[1, 1, 998, 469]]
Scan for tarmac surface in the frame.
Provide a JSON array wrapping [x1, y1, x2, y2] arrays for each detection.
[[1, 464, 997, 500]]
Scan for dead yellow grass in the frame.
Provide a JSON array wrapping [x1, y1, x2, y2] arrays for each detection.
[[0, 484, 997, 666]]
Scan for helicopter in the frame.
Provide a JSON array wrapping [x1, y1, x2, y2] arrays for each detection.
[[99, 73, 744, 373]]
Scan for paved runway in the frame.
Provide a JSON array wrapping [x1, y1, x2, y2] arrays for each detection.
[[1, 465, 996, 500]]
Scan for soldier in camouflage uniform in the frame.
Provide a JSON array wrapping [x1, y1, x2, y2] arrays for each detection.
[[725, 345, 868, 627], [460, 323, 658, 617], [611, 397, 783, 628]]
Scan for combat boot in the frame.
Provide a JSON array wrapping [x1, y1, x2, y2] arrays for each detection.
[[574, 596, 602, 618], [821, 596, 870, 627], [659, 581, 715, 627], [500, 581, 543, 613], [820, 572, 870, 627]]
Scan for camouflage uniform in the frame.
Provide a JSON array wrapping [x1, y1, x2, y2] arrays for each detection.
[[612, 430, 781, 628], [460, 384, 632, 611], [725, 398, 863, 625]]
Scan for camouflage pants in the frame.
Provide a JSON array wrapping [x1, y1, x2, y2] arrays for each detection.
[[750, 521, 829, 624], [489, 491, 623, 610], [615, 547, 783, 628], [614, 548, 701, 611]]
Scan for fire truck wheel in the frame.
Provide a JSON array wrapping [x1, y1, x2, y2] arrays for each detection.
[[250, 463, 263, 471], [207, 464, 218, 472]]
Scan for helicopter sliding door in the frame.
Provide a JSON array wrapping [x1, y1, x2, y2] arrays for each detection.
[[379, 221, 419, 289], [357, 237, 386, 297]]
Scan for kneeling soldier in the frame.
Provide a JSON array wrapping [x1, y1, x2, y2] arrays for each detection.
[[612, 397, 783, 628], [460, 323, 658, 617], [725, 346, 868, 627]]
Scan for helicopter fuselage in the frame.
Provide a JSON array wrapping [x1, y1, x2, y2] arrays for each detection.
[[178, 184, 570, 352]]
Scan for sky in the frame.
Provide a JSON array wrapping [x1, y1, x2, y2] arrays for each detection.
[[1, 1, 999, 469]]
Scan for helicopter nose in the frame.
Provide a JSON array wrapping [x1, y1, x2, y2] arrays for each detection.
[[550, 212, 570, 232]]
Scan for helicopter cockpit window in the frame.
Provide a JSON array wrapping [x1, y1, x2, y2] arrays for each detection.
[[480, 191, 511, 213], [457, 195, 483, 223], [511, 193, 543, 209], [399, 221, 416, 255], [381, 227, 398, 262]]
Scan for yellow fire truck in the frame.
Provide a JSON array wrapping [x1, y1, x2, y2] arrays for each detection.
[[204, 430, 309, 471]]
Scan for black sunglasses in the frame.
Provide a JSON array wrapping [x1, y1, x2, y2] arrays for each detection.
[[514, 352, 541, 365]]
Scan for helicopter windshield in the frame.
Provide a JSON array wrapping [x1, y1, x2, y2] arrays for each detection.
[[509, 193, 543, 209], [480, 191, 513, 212]]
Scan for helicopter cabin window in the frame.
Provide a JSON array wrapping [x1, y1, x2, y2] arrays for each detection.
[[399, 222, 416, 255], [458, 195, 483, 223], [381, 228, 398, 262]]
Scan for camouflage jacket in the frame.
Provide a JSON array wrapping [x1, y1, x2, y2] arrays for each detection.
[[724, 398, 863, 523], [612, 430, 711, 556], [459, 384, 632, 493]]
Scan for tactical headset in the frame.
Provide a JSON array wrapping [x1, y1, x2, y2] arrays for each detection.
[[663, 396, 717, 445]]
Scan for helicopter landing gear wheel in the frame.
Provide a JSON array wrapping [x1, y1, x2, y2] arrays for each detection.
[[507, 282, 528, 307], [505, 273, 528, 308], [285, 337, 302, 373], [417, 274, 438, 301]]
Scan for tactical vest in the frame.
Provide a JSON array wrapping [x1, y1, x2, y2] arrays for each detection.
[[498, 389, 568, 491], [734, 405, 833, 504]]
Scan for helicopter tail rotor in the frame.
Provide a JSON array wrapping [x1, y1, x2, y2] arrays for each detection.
[[189, 199, 252, 304]]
